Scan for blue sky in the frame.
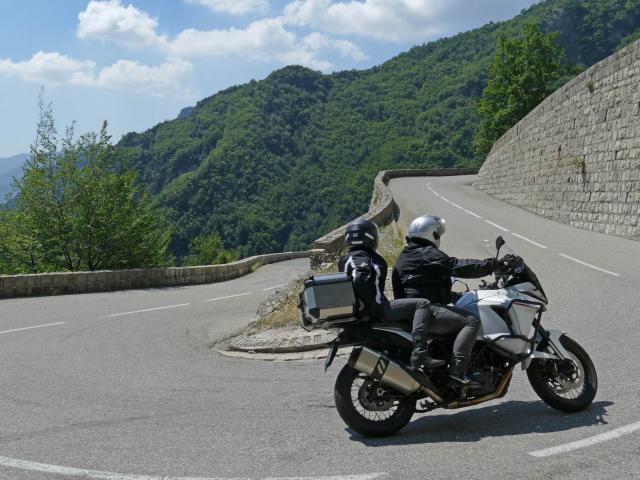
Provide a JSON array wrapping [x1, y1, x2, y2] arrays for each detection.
[[0, 0, 540, 157]]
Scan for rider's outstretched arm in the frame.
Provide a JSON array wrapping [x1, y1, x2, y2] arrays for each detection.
[[450, 257, 496, 278]]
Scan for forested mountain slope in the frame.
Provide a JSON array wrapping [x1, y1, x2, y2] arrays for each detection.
[[116, 0, 640, 258]]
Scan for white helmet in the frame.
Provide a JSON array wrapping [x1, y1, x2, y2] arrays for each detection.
[[407, 215, 446, 248]]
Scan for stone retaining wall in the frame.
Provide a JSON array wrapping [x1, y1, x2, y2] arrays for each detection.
[[312, 168, 478, 258], [475, 40, 640, 240], [0, 251, 317, 299]]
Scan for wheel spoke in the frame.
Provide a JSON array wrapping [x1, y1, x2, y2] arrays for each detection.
[[542, 350, 587, 400], [348, 374, 403, 423]]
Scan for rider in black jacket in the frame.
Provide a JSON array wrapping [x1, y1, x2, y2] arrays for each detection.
[[392, 215, 497, 386], [338, 219, 444, 370]]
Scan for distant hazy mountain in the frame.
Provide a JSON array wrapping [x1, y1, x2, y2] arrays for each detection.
[[0, 153, 28, 200], [0, 153, 27, 175]]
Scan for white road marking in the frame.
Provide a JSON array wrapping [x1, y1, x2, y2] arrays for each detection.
[[101, 303, 191, 318], [207, 292, 252, 301], [0, 322, 65, 336], [428, 185, 554, 252], [0, 455, 386, 480], [558, 253, 621, 277], [463, 209, 482, 219], [510, 233, 547, 249], [484, 220, 509, 232], [427, 186, 453, 205], [262, 473, 389, 480], [529, 421, 640, 457], [262, 283, 288, 291], [266, 475, 387, 480]]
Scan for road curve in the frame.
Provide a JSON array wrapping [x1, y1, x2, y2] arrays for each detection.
[[1, 176, 639, 479]]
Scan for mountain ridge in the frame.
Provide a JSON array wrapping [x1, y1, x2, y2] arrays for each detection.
[[0, 153, 28, 200], [115, 0, 640, 258]]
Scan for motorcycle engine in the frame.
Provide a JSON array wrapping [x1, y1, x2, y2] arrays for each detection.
[[468, 367, 498, 396]]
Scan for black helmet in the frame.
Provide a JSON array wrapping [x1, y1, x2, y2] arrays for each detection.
[[345, 218, 379, 250]]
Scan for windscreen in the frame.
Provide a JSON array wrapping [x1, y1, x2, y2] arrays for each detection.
[[481, 236, 515, 259], [481, 235, 548, 303]]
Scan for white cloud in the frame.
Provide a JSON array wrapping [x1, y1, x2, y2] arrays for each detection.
[[77, 0, 167, 48], [75, 1, 366, 71], [0, 51, 192, 97], [284, 0, 536, 42], [0, 51, 95, 85], [185, 0, 269, 16], [75, 58, 194, 96], [170, 18, 366, 71], [302, 32, 367, 61]]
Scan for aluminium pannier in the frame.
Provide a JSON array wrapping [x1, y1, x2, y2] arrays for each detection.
[[299, 272, 358, 331]]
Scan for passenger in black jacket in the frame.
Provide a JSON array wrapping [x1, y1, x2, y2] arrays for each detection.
[[338, 219, 444, 370], [392, 215, 497, 386]]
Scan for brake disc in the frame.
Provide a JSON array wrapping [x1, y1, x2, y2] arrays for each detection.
[[357, 380, 394, 411], [552, 353, 584, 393]]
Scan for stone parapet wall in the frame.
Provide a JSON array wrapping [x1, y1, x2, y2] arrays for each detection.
[[0, 250, 317, 299], [475, 40, 640, 240], [312, 168, 478, 257]]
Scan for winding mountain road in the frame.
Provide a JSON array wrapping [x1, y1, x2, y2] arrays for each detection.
[[1, 175, 638, 479]]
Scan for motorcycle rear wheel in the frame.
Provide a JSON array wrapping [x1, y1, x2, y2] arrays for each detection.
[[527, 335, 597, 413], [334, 364, 415, 437]]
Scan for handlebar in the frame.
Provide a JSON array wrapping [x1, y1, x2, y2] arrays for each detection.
[[480, 254, 524, 290]]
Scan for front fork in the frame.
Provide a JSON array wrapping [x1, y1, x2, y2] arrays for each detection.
[[522, 328, 571, 370]]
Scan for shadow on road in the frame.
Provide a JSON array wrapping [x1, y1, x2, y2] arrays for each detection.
[[349, 399, 613, 445]]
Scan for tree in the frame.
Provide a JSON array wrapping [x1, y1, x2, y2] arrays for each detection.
[[183, 232, 237, 266], [0, 95, 170, 273], [474, 24, 567, 156]]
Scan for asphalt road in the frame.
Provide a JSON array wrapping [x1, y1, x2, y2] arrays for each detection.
[[1, 175, 639, 479]]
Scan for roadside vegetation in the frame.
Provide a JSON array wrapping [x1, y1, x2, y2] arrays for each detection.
[[474, 24, 575, 155], [0, 96, 170, 274], [182, 232, 237, 266]]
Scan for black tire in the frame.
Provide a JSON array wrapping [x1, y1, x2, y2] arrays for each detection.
[[527, 335, 597, 413], [334, 364, 415, 437]]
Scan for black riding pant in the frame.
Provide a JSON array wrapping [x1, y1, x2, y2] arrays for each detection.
[[414, 304, 481, 362], [381, 298, 431, 344]]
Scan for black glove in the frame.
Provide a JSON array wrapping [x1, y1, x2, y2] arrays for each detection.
[[496, 254, 516, 273], [487, 257, 500, 273]]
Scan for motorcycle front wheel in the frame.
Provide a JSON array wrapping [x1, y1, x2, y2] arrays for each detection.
[[527, 335, 597, 413], [334, 364, 415, 437]]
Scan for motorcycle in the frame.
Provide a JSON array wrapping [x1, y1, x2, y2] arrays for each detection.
[[299, 236, 598, 437]]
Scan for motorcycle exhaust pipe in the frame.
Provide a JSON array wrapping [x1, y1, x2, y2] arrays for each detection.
[[348, 346, 443, 402]]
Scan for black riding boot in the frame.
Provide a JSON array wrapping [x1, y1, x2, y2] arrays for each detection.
[[448, 356, 481, 387], [410, 338, 445, 370]]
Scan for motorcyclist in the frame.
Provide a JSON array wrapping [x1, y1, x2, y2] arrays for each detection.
[[338, 218, 444, 370], [392, 215, 498, 386]]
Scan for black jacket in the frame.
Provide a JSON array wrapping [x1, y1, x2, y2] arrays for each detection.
[[339, 247, 388, 317], [392, 239, 495, 304]]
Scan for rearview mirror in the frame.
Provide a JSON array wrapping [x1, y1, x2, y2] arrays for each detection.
[[495, 236, 505, 258]]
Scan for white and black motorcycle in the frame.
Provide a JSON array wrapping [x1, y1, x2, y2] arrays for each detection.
[[299, 236, 598, 437]]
